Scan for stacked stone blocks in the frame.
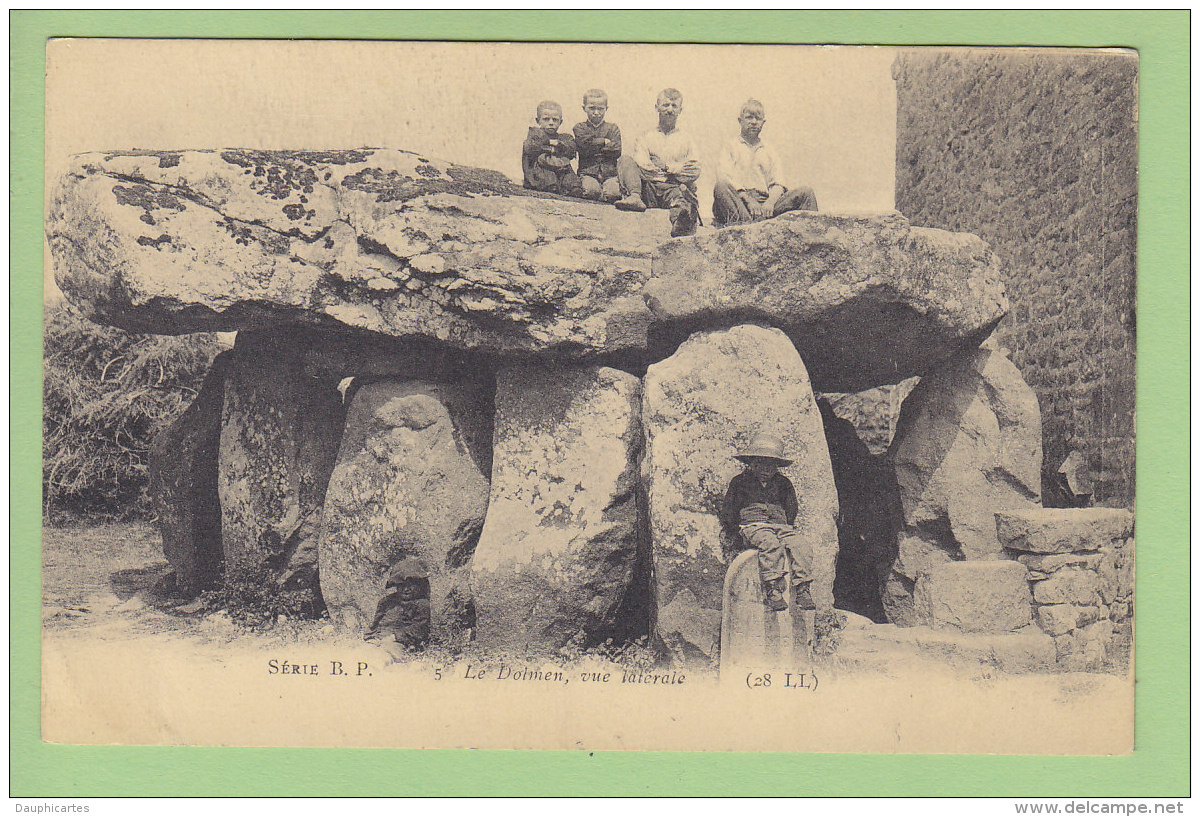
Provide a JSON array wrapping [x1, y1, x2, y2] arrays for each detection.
[[997, 508, 1134, 670]]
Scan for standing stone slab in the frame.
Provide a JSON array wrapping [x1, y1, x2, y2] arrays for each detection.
[[996, 507, 1134, 554], [470, 365, 643, 652], [643, 325, 839, 662], [913, 561, 1033, 633], [217, 333, 345, 589], [883, 345, 1041, 622], [319, 378, 492, 636], [720, 550, 811, 675], [148, 350, 231, 594]]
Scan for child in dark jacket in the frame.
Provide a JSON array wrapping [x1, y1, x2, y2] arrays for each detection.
[[522, 100, 583, 196], [573, 89, 622, 203], [365, 556, 431, 650], [720, 432, 814, 612]]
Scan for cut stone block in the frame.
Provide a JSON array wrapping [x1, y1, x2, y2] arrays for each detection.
[[1031, 567, 1102, 606], [470, 365, 644, 653], [913, 560, 1033, 633], [996, 507, 1134, 554]]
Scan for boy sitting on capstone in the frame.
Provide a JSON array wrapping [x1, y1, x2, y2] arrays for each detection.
[[365, 556, 431, 651], [573, 89, 622, 203], [522, 100, 583, 197], [712, 98, 817, 228], [614, 88, 701, 237], [720, 432, 814, 613]]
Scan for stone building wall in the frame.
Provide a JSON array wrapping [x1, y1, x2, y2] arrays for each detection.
[[893, 48, 1137, 506]]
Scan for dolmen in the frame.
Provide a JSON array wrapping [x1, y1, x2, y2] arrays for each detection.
[[50, 147, 1108, 669]]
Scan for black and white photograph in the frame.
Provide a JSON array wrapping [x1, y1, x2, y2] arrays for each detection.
[[42, 40, 1136, 753]]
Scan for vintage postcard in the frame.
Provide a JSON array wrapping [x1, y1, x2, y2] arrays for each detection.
[[41, 38, 1137, 754]]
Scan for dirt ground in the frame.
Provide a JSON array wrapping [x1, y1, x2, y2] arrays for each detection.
[[40, 522, 1135, 753]]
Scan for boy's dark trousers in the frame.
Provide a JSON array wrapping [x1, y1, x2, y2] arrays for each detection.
[[712, 180, 818, 227], [616, 155, 700, 234], [740, 522, 813, 589]]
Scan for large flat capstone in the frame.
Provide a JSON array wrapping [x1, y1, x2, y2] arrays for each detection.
[[48, 149, 1008, 392]]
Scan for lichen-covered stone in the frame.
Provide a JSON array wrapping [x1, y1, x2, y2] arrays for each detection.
[[643, 325, 838, 661], [996, 507, 1134, 554], [913, 560, 1033, 633], [882, 345, 1041, 622], [647, 212, 1008, 392], [318, 378, 492, 636], [49, 151, 1007, 391], [892, 346, 1043, 559], [148, 350, 230, 594], [217, 332, 344, 589], [47, 149, 660, 354], [470, 365, 644, 652]]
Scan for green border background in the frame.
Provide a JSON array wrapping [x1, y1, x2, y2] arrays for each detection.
[[11, 10, 1189, 797]]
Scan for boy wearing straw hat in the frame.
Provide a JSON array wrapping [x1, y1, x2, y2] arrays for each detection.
[[719, 432, 814, 612]]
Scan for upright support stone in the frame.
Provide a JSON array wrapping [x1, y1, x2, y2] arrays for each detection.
[[643, 325, 839, 664], [470, 365, 644, 652], [148, 350, 231, 595], [720, 551, 812, 676], [318, 378, 492, 637], [883, 345, 1042, 624], [217, 331, 345, 592]]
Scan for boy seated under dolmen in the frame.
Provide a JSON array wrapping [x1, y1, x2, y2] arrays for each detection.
[[720, 432, 815, 613], [364, 556, 431, 651], [573, 89, 623, 203], [614, 88, 701, 237], [712, 99, 818, 227], [522, 100, 584, 197]]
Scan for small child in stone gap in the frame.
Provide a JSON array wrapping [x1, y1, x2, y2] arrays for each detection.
[[572, 89, 622, 203], [521, 100, 584, 197], [720, 432, 814, 612], [364, 556, 431, 651]]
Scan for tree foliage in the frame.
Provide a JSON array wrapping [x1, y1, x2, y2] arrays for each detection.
[[42, 302, 225, 521]]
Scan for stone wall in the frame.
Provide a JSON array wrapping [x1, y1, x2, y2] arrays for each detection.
[[894, 48, 1137, 506], [997, 507, 1134, 671]]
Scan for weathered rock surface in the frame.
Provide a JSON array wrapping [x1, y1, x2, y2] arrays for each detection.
[[49, 150, 1007, 390], [1054, 619, 1115, 672], [996, 507, 1134, 554], [720, 550, 812, 673], [217, 332, 345, 590], [148, 350, 230, 594], [643, 325, 839, 662], [470, 365, 644, 652], [838, 623, 1056, 674], [318, 378, 492, 635], [913, 561, 1033, 633], [882, 346, 1041, 622], [1030, 567, 1102, 607], [647, 212, 1008, 392]]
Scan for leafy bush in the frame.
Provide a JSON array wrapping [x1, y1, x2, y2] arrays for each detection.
[[42, 301, 226, 521]]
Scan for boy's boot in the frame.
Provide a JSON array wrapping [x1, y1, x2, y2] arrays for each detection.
[[763, 579, 788, 612], [792, 581, 816, 611], [669, 204, 696, 237], [615, 193, 647, 212]]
